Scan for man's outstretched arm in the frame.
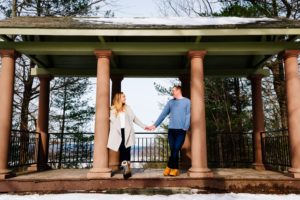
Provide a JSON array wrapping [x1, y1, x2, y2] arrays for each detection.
[[146, 101, 171, 131]]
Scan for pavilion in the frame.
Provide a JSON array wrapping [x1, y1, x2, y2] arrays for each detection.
[[0, 16, 300, 192]]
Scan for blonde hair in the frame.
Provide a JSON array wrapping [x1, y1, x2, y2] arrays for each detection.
[[111, 92, 126, 116]]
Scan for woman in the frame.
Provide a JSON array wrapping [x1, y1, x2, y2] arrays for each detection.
[[107, 92, 147, 179]]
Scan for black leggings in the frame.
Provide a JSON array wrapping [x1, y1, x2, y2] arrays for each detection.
[[119, 128, 131, 162]]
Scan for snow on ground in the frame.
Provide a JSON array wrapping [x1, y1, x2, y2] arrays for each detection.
[[1, 193, 300, 200], [74, 17, 277, 26]]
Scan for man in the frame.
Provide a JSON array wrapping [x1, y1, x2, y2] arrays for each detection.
[[146, 85, 190, 176]]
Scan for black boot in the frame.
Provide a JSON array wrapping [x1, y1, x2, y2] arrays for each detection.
[[121, 160, 131, 179]]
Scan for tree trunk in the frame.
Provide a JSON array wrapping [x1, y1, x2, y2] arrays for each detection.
[[19, 61, 35, 165], [58, 78, 67, 169], [12, 0, 17, 17], [234, 78, 242, 131]]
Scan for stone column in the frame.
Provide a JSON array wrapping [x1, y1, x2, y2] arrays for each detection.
[[37, 76, 52, 171], [109, 75, 123, 171], [179, 75, 191, 170], [188, 50, 212, 177], [284, 50, 300, 178], [87, 50, 112, 178], [249, 75, 265, 170], [0, 50, 16, 179]]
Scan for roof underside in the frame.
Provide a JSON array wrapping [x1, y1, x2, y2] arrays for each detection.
[[0, 17, 300, 77]]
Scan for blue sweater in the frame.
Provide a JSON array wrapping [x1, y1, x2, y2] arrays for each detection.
[[154, 97, 191, 131]]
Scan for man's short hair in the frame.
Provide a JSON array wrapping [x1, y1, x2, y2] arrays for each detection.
[[173, 85, 182, 91]]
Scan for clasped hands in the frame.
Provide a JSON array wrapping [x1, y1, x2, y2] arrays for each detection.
[[144, 125, 156, 131]]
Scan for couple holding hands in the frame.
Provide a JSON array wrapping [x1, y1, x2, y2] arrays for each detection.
[[107, 85, 191, 179]]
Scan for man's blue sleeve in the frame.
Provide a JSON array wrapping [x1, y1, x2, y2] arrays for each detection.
[[184, 100, 191, 131], [154, 100, 171, 127]]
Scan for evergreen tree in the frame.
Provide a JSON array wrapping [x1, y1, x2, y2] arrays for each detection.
[[50, 77, 95, 168], [50, 77, 95, 133]]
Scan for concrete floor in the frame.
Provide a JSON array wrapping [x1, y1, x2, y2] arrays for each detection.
[[1, 168, 299, 194], [11, 168, 292, 180]]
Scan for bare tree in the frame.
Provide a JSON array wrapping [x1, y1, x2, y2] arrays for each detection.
[[156, 0, 219, 17]]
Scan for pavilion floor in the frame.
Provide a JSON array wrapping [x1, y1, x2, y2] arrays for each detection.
[[1, 168, 299, 194]]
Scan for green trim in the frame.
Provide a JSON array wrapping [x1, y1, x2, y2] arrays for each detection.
[[31, 67, 269, 77], [1, 42, 299, 55]]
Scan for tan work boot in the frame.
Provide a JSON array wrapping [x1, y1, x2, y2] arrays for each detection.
[[163, 166, 171, 176], [169, 169, 179, 176]]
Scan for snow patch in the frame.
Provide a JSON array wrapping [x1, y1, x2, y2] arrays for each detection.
[[74, 17, 277, 26]]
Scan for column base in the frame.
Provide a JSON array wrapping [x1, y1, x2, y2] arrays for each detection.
[[188, 167, 213, 178], [109, 162, 120, 171], [288, 168, 300, 178], [252, 163, 265, 170], [0, 169, 15, 180], [87, 167, 112, 179], [109, 150, 120, 171]]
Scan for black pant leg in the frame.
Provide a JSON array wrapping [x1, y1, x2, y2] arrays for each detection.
[[119, 128, 131, 162]]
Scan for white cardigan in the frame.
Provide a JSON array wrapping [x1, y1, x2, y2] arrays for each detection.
[[107, 105, 146, 152]]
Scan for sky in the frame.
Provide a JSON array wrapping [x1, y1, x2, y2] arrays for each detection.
[[122, 78, 175, 132], [113, 0, 159, 17]]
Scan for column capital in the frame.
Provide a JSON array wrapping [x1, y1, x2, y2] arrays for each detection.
[[283, 50, 300, 59], [0, 50, 17, 58], [188, 50, 207, 59], [94, 50, 112, 59]]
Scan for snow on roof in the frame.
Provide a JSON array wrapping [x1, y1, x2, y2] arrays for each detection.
[[0, 16, 298, 30], [74, 17, 277, 26]]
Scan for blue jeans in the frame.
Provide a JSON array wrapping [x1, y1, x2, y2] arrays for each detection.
[[167, 129, 186, 169]]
